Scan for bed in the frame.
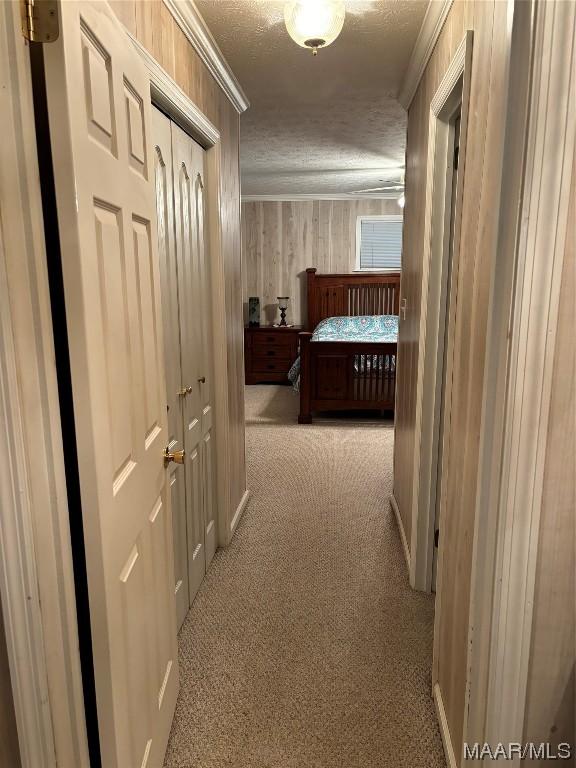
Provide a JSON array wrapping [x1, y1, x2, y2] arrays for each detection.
[[294, 268, 400, 424]]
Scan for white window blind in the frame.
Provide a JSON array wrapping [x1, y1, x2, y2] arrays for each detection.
[[357, 216, 403, 270]]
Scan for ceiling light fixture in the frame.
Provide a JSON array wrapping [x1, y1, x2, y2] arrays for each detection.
[[284, 0, 346, 56]]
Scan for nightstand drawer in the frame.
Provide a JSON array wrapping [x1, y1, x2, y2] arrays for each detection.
[[252, 344, 293, 361], [251, 357, 291, 374], [253, 331, 294, 349]]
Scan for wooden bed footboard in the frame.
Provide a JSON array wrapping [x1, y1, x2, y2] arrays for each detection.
[[297, 268, 401, 423], [298, 333, 397, 423]]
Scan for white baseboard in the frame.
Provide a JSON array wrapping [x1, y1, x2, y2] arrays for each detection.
[[390, 493, 411, 574], [230, 489, 250, 539], [434, 683, 458, 768]]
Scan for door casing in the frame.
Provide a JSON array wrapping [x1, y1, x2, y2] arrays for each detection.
[[0, 3, 89, 766], [464, 0, 575, 758], [407, 32, 474, 594]]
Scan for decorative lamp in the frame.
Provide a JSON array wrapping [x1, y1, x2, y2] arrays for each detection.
[[277, 296, 290, 326], [284, 0, 346, 56]]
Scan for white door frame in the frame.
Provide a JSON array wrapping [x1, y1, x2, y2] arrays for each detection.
[[409, 32, 473, 592], [128, 33, 234, 547], [464, 0, 576, 760], [0, 2, 89, 766]]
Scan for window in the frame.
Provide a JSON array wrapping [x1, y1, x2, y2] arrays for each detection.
[[356, 215, 403, 271]]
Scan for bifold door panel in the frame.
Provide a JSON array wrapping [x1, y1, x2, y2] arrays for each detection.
[[153, 109, 190, 628], [153, 108, 217, 629], [44, 3, 178, 766]]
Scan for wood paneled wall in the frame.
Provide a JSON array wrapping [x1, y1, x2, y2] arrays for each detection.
[[523, 154, 575, 757], [109, 1, 246, 521], [392, 0, 514, 760], [241, 199, 400, 326]]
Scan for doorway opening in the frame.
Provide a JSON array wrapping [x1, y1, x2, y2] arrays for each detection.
[[409, 32, 473, 593], [431, 108, 461, 591]]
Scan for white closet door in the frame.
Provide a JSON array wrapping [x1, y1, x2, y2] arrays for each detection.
[[152, 107, 189, 629], [44, 3, 178, 766], [171, 122, 206, 602]]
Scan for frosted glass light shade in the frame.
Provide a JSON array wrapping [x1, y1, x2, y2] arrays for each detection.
[[284, 0, 346, 53]]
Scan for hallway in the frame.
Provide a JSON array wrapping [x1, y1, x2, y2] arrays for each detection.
[[164, 386, 445, 768]]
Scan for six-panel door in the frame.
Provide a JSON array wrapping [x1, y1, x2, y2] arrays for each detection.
[[44, 2, 178, 766]]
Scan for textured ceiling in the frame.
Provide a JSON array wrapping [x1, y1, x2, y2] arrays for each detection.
[[195, 0, 428, 196]]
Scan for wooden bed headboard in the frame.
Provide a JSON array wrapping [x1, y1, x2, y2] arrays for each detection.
[[305, 268, 401, 331]]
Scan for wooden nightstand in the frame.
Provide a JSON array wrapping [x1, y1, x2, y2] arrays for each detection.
[[244, 325, 302, 384]]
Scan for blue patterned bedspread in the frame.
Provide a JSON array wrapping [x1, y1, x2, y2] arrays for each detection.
[[288, 315, 398, 390], [311, 314, 398, 342]]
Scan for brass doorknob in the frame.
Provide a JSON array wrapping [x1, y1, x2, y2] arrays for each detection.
[[163, 447, 185, 466], [198, 376, 206, 384]]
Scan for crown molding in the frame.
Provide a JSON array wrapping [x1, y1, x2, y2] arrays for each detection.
[[241, 193, 403, 202], [162, 0, 250, 114], [398, 0, 454, 110], [128, 31, 220, 147]]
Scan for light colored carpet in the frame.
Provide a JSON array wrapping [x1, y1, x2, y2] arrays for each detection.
[[164, 385, 446, 768]]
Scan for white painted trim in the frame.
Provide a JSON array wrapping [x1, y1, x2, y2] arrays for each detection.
[[162, 0, 249, 114], [355, 214, 404, 221], [132, 25, 236, 549], [409, 33, 472, 593], [230, 490, 251, 538], [241, 193, 402, 202], [355, 214, 404, 271], [352, 269, 401, 274], [0, 2, 89, 766], [0, 227, 54, 768], [430, 36, 467, 114], [473, 0, 576, 754], [389, 495, 410, 574], [128, 32, 220, 146], [205, 144, 235, 547], [433, 683, 457, 768], [398, 0, 454, 110], [462, 0, 535, 755]]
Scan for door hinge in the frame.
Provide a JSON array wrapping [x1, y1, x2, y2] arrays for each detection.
[[21, 0, 59, 43]]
